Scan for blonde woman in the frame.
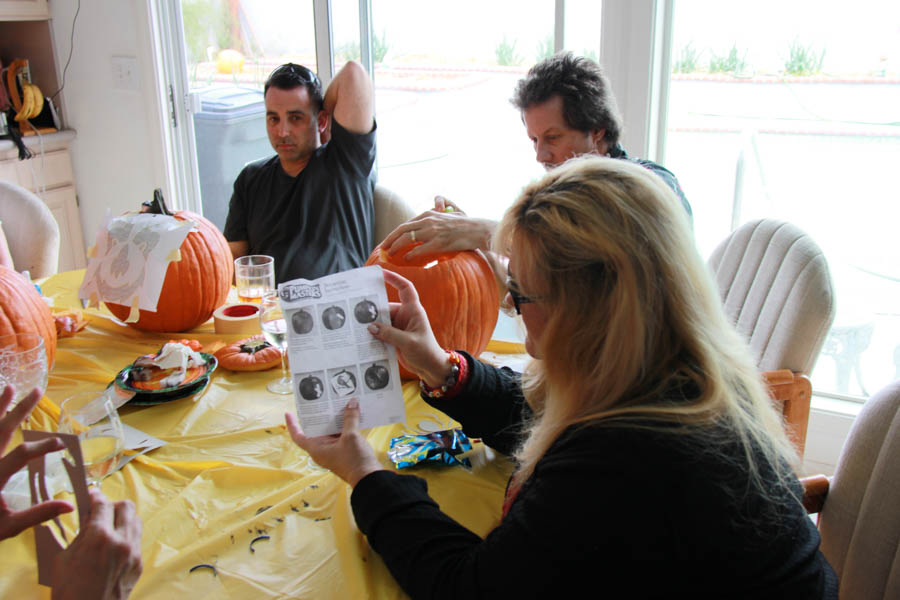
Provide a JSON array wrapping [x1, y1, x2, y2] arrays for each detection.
[[287, 157, 836, 599]]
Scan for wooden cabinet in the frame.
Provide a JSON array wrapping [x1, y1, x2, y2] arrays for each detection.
[[0, 131, 86, 272], [0, 0, 48, 20]]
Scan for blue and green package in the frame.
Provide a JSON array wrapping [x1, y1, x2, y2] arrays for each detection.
[[388, 428, 473, 469]]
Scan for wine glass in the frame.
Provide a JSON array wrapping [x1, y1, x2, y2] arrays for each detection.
[[260, 290, 292, 394], [0, 333, 49, 425], [234, 255, 275, 303], [58, 391, 126, 486]]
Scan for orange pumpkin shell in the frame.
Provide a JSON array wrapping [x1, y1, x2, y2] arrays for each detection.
[[106, 211, 233, 332], [365, 245, 499, 379], [0, 265, 57, 366], [215, 335, 282, 371]]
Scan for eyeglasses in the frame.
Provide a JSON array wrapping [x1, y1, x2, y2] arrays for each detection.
[[507, 277, 539, 315], [271, 63, 321, 87]]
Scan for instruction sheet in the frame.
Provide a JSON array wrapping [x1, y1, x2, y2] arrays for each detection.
[[278, 266, 405, 436]]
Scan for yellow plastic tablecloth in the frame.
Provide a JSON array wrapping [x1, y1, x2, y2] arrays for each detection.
[[0, 271, 514, 599]]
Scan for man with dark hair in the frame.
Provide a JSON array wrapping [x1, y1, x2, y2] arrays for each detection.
[[512, 53, 690, 217], [380, 53, 690, 261], [224, 61, 376, 283]]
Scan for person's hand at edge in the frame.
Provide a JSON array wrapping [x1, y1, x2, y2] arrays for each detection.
[[285, 398, 383, 487], [367, 270, 454, 387], [0, 385, 74, 541], [51, 488, 143, 600]]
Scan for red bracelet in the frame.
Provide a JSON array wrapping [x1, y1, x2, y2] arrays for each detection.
[[419, 350, 468, 399]]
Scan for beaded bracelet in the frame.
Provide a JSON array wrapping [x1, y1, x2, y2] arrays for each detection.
[[419, 350, 465, 399]]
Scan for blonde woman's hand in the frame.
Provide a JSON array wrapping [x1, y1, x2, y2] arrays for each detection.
[[368, 270, 454, 387], [285, 399, 383, 487]]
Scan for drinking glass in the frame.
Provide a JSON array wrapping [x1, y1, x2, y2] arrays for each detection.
[[58, 392, 126, 486], [260, 290, 292, 394], [235, 255, 275, 303], [0, 333, 48, 419]]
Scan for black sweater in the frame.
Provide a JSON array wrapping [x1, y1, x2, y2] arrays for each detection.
[[351, 355, 837, 599]]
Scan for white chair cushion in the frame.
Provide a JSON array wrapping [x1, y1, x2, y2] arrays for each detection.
[[708, 219, 835, 373]]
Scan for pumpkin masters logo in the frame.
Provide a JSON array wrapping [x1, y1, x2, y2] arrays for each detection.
[[280, 283, 323, 302]]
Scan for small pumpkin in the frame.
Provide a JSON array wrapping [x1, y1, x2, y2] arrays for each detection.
[[215, 335, 282, 371], [0, 265, 57, 366], [105, 190, 234, 333], [365, 244, 499, 379]]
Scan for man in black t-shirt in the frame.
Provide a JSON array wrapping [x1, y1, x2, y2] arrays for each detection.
[[224, 61, 376, 283]]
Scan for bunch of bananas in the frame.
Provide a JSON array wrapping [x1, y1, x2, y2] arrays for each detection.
[[14, 81, 44, 123]]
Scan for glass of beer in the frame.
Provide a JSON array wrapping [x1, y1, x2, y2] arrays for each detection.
[[58, 391, 126, 485], [235, 255, 275, 303]]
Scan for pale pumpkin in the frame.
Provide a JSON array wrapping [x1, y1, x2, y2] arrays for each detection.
[[0, 265, 57, 366], [365, 245, 499, 379]]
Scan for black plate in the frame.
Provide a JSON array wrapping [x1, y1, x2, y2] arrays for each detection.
[[112, 352, 217, 406], [114, 353, 217, 394], [126, 375, 211, 406]]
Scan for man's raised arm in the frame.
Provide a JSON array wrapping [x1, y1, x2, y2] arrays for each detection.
[[324, 61, 374, 135]]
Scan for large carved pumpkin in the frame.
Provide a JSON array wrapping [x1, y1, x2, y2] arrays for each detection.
[[0, 265, 57, 366], [106, 192, 233, 332], [365, 245, 499, 379]]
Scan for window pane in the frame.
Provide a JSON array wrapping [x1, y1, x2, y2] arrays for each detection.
[[371, 0, 551, 219], [564, 0, 602, 61], [180, 0, 317, 230], [333, 1, 361, 65], [665, 0, 900, 398]]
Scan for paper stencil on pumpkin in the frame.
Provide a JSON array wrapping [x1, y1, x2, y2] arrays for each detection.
[[79, 213, 194, 321]]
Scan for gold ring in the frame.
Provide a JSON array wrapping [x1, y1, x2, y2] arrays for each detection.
[[410, 230, 417, 242]]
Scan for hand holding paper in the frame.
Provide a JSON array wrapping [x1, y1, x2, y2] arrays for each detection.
[[0, 386, 73, 541], [285, 399, 384, 487]]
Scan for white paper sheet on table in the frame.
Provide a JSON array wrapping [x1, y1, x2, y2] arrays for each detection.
[[77, 212, 194, 321]]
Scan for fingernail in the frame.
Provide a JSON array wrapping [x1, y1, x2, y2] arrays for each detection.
[[368, 323, 379, 334], [347, 398, 359, 409]]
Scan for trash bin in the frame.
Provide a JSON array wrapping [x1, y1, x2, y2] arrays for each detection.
[[192, 86, 272, 231]]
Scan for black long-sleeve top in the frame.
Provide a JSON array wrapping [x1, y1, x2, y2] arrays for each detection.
[[351, 354, 837, 599]]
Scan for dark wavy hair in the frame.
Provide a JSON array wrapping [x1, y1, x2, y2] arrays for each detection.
[[264, 63, 324, 113], [512, 52, 623, 147]]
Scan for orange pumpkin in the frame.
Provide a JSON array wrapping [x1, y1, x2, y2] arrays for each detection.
[[105, 193, 233, 332], [0, 265, 57, 366], [365, 245, 499, 379], [215, 335, 282, 371]]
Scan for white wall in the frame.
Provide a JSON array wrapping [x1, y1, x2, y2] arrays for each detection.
[[49, 0, 168, 250]]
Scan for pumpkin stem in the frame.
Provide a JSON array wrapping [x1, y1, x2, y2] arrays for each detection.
[[240, 339, 272, 354], [141, 188, 173, 216]]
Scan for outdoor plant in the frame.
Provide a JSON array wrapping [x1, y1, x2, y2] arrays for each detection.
[[337, 41, 361, 63], [709, 44, 747, 74], [182, 0, 237, 65], [673, 42, 701, 74], [785, 40, 825, 76], [373, 30, 389, 63], [495, 36, 523, 66], [536, 35, 554, 62]]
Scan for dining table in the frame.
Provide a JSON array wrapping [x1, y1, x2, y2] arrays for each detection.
[[0, 269, 521, 599]]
